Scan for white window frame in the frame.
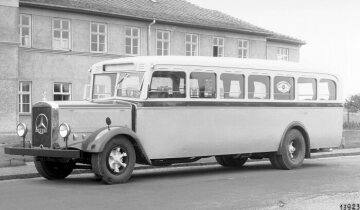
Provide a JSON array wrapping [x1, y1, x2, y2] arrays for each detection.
[[19, 14, 31, 48], [156, 30, 170, 56], [53, 82, 72, 101], [213, 37, 224, 57], [277, 47, 289, 61], [90, 22, 107, 53], [238, 39, 249, 59], [185, 33, 199, 56], [52, 18, 71, 50], [125, 27, 140, 56], [19, 81, 32, 114]]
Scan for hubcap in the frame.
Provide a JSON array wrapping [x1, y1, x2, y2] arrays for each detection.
[[108, 147, 128, 174], [288, 141, 296, 159]]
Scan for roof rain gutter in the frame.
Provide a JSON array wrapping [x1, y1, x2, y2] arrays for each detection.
[[147, 19, 156, 56]]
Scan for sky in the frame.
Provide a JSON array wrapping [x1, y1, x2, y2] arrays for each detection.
[[187, 0, 360, 99]]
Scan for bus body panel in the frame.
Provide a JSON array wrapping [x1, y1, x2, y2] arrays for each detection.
[[136, 105, 343, 159]]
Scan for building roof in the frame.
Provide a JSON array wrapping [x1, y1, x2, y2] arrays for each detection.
[[20, 0, 305, 45]]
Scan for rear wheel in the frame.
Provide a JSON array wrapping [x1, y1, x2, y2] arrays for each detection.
[[34, 157, 74, 180], [215, 155, 248, 167], [271, 129, 306, 170], [91, 136, 136, 184]]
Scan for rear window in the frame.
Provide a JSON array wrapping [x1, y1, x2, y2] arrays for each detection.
[[298, 77, 317, 100], [319, 79, 336, 100]]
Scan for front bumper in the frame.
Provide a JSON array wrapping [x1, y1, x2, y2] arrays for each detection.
[[4, 147, 81, 158]]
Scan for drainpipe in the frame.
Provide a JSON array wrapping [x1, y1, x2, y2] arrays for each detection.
[[147, 19, 156, 56]]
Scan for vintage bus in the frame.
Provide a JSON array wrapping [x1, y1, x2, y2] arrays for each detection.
[[5, 56, 343, 184]]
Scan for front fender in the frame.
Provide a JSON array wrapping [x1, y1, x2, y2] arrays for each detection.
[[81, 126, 151, 163]]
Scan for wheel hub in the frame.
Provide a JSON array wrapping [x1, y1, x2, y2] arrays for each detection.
[[108, 147, 127, 173], [288, 141, 296, 159]]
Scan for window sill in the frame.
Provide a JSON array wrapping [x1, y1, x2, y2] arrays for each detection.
[[19, 113, 31, 116]]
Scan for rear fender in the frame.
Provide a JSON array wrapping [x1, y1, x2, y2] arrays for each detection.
[[81, 126, 151, 164], [277, 122, 311, 158]]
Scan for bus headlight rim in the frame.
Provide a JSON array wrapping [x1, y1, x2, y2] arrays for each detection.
[[59, 123, 71, 138], [16, 123, 28, 137]]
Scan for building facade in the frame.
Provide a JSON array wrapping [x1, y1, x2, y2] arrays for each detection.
[[0, 0, 305, 137]]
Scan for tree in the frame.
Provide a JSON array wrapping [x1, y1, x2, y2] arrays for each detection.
[[344, 94, 360, 123]]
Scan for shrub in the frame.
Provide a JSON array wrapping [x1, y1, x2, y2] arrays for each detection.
[[343, 121, 360, 130]]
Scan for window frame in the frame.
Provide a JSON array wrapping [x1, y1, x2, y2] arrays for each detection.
[[238, 39, 249, 59], [53, 82, 72, 101], [248, 75, 271, 100], [19, 14, 32, 48], [156, 30, 171, 56], [90, 22, 107, 53], [219, 73, 245, 99], [185, 33, 199, 56], [297, 77, 317, 101], [52, 18, 71, 50], [148, 71, 187, 99], [213, 36, 225, 57], [319, 79, 337, 100], [19, 81, 32, 114], [273, 76, 295, 100], [125, 26, 140, 56], [277, 47, 289, 61]]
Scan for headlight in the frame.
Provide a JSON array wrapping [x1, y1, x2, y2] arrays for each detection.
[[16, 123, 28, 137], [59, 123, 71, 138]]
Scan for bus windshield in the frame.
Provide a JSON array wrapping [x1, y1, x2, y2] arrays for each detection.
[[92, 72, 144, 99]]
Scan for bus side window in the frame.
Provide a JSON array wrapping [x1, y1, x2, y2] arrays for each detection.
[[190, 72, 216, 98], [274, 76, 295, 100], [148, 71, 186, 98], [319, 79, 336, 100], [298, 77, 317, 100], [220, 73, 244, 99], [248, 75, 270, 99]]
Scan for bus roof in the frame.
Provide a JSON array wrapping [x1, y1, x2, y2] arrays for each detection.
[[93, 56, 339, 79]]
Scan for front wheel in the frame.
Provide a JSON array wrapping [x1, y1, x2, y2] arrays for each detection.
[[34, 157, 74, 180], [91, 137, 136, 184], [270, 129, 306, 170]]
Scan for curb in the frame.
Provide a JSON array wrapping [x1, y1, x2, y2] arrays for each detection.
[[1, 151, 360, 181]]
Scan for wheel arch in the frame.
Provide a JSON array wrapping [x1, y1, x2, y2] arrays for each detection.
[[278, 122, 311, 158], [82, 126, 151, 165]]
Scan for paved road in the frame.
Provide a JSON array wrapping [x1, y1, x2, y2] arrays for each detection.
[[0, 156, 360, 210]]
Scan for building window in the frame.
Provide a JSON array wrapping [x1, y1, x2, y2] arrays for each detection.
[[19, 14, 31, 48], [53, 18, 71, 50], [277, 48, 289, 61], [213, 37, 224, 57], [156, 30, 170, 56], [185, 33, 199, 56], [125, 27, 140, 55], [238, 40, 249, 58], [90, 23, 107, 53], [54, 83, 71, 101], [19, 82, 31, 113]]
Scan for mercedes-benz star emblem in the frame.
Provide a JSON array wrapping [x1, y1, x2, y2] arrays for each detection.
[[35, 114, 48, 134]]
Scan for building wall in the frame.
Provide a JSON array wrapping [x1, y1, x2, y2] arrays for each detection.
[[0, 0, 19, 134], [0, 5, 302, 135]]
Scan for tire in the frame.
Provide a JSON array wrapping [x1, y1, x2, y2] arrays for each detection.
[[274, 129, 306, 170], [91, 136, 136, 184], [215, 155, 248, 167], [34, 157, 74, 180]]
